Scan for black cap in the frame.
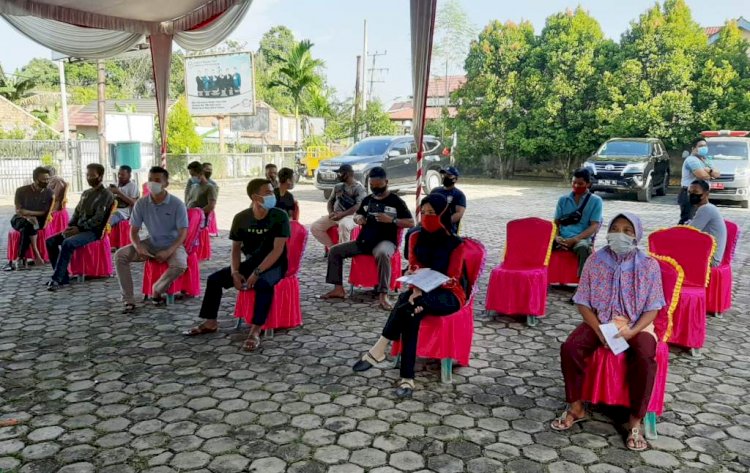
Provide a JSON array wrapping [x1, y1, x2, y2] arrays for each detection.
[[439, 166, 460, 177], [335, 164, 353, 173], [369, 166, 387, 179]]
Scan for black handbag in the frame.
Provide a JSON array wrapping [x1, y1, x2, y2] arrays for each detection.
[[558, 193, 591, 227]]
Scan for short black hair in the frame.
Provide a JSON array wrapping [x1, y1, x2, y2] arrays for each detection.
[[149, 166, 169, 180], [692, 137, 707, 148], [119, 165, 132, 173], [572, 168, 592, 183], [265, 163, 278, 170], [202, 162, 212, 168], [187, 161, 204, 174], [87, 163, 105, 177], [369, 166, 387, 179], [278, 167, 294, 183], [32, 166, 49, 181], [247, 178, 271, 197], [690, 179, 710, 192]]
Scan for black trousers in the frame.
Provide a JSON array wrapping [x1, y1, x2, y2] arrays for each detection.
[[10, 215, 39, 260], [677, 187, 695, 224], [199, 260, 284, 326], [383, 288, 461, 379]]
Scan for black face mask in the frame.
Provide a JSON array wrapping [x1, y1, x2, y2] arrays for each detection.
[[204, 172, 212, 180], [689, 193, 703, 205], [442, 177, 455, 187], [36, 181, 48, 189], [337, 173, 347, 182], [370, 186, 387, 196]]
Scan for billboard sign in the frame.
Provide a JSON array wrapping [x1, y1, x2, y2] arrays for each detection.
[[185, 52, 255, 116]]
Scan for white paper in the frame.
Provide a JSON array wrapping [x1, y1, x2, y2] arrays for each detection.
[[397, 268, 450, 293], [599, 323, 630, 355]]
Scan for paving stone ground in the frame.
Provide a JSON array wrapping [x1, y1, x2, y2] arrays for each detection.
[[1, 180, 749, 473]]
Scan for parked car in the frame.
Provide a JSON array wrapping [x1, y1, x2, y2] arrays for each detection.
[[697, 130, 750, 209], [583, 138, 670, 202], [314, 135, 451, 199]]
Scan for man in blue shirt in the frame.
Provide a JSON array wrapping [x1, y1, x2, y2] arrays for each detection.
[[114, 166, 189, 313], [553, 168, 604, 277], [679, 138, 720, 224]]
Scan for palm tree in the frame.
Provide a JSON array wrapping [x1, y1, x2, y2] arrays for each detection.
[[270, 40, 324, 147], [0, 65, 38, 102]]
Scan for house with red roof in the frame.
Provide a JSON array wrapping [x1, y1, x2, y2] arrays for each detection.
[[704, 17, 750, 45], [388, 75, 466, 133]]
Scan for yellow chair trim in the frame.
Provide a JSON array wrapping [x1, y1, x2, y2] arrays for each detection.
[[46, 195, 56, 224], [544, 221, 557, 267], [103, 202, 117, 238], [647, 252, 685, 344]]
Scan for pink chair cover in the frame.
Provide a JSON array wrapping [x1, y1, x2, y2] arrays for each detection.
[[142, 208, 204, 297], [141, 182, 150, 197], [391, 238, 487, 366], [486, 218, 555, 317], [547, 250, 580, 285], [707, 220, 739, 314], [197, 225, 212, 261], [207, 211, 219, 236], [6, 227, 50, 262], [348, 226, 403, 291], [581, 256, 683, 416], [233, 221, 308, 330], [69, 236, 113, 278], [45, 209, 70, 235], [648, 227, 714, 349], [326, 226, 339, 249], [109, 219, 131, 249]]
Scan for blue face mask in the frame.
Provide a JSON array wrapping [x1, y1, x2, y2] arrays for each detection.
[[697, 146, 709, 157], [259, 194, 276, 210], [190, 176, 200, 184]]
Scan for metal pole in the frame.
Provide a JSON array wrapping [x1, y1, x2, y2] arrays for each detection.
[[362, 19, 368, 112], [58, 61, 70, 146], [217, 116, 225, 153], [97, 59, 107, 166]]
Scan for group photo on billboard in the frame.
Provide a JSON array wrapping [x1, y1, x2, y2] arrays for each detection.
[[185, 52, 255, 116]]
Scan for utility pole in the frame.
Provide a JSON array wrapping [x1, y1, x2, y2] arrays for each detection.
[[354, 55, 362, 140], [97, 59, 107, 166], [57, 61, 70, 162], [217, 116, 225, 153], [367, 50, 388, 99], [361, 20, 368, 112]]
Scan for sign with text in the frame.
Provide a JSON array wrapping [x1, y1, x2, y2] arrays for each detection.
[[185, 52, 255, 116]]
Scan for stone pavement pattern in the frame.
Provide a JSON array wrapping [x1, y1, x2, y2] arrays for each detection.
[[1, 182, 749, 473]]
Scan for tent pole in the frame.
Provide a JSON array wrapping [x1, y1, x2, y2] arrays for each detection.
[[97, 59, 107, 167]]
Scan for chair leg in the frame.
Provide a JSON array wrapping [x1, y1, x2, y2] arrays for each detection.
[[235, 318, 243, 330], [394, 355, 401, 369], [690, 348, 702, 358], [526, 316, 539, 327], [349, 285, 354, 297], [166, 294, 175, 305], [76, 275, 84, 283], [440, 358, 453, 384], [644, 412, 658, 440], [264, 328, 274, 338]]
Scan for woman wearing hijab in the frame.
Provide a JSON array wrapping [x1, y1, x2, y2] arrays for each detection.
[[351, 194, 467, 398], [551, 212, 665, 451]]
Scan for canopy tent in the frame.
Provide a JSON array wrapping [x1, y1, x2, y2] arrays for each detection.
[[0, 0, 438, 190]]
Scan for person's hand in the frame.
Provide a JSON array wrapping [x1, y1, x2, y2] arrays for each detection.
[[245, 273, 259, 289], [331, 212, 343, 222], [63, 226, 80, 238], [615, 326, 637, 341], [353, 215, 366, 225], [135, 245, 152, 259], [328, 211, 337, 220], [374, 213, 393, 223], [232, 271, 247, 291], [408, 287, 423, 305], [154, 250, 172, 262]]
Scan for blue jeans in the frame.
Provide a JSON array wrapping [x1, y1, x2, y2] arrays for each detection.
[[46, 231, 98, 283]]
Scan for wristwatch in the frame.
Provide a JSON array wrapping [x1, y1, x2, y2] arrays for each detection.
[[253, 267, 262, 277]]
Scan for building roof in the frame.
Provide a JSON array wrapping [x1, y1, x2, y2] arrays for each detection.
[[0, 95, 59, 136], [427, 75, 466, 98], [80, 98, 175, 115], [388, 106, 457, 121], [704, 17, 750, 43]]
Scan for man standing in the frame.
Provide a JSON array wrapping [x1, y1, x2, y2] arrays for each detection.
[[202, 162, 218, 191], [7, 167, 53, 270], [185, 161, 217, 218], [679, 138, 721, 224], [265, 163, 279, 189], [109, 165, 140, 227], [686, 180, 727, 267], [311, 164, 367, 248], [46, 163, 114, 291], [274, 167, 298, 219], [183, 179, 290, 353], [320, 167, 414, 310], [553, 168, 603, 278], [115, 167, 188, 312]]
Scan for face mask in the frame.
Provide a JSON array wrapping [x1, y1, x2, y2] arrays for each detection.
[[259, 194, 276, 210], [337, 173, 347, 182], [689, 193, 703, 205], [190, 176, 201, 184], [147, 182, 163, 195], [87, 177, 102, 188], [370, 186, 387, 196], [442, 177, 455, 187], [572, 185, 587, 195], [204, 172, 212, 180], [421, 214, 444, 233], [36, 181, 48, 189], [697, 146, 709, 157], [607, 232, 637, 255]]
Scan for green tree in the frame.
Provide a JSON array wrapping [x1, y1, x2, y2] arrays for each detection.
[[256, 26, 297, 113], [162, 96, 202, 154], [0, 65, 38, 102], [432, 0, 477, 75]]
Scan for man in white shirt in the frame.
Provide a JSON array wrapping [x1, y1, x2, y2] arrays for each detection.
[[109, 165, 140, 226]]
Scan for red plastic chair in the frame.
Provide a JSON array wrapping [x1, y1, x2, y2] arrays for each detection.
[[142, 208, 203, 303], [323, 226, 339, 256], [68, 203, 117, 281], [706, 220, 739, 316], [390, 238, 486, 383], [109, 219, 131, 249], [485, 218, 555, 326], [348, 226, 403, 294], [234, 221, 308, 336], [648, 226, 715, 355], [7, 226, 50, 263], [207, 211, 219, 237], [548, 250, 580, 285], [141, 182, 150, 197], [581, 255, 683, 441], [45, 208, 70, 236]]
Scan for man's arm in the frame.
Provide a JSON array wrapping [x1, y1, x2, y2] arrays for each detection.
[[327, 187, 336, 214], [256, 237, 288, 272], [692, 168, 711, 180], [117, 183, 139, 208], [451, 206, 466, 224], [163, 228, 187, 256], [202, 186, 218, 215]]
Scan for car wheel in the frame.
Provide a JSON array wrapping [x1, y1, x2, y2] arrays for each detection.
[[656, 170, 669, 197], [423, 169, 441, 194], [323, 189, 332, 200], [637, 181, 652, 203]]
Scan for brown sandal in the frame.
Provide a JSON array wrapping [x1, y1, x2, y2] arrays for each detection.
[[242, 334, 261, 352], [182, 324, 218, 336]]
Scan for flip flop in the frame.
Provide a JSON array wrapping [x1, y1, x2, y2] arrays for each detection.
[[242, 334, 261, 352], [319, 293, 346, 300], [378, 300, 394, 311], [550, 410, 589, 431], [626, 427, 649, 451], [182, 324, 218, 336]]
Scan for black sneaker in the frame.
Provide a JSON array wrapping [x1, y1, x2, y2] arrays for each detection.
[[47, 280, 61, 292]]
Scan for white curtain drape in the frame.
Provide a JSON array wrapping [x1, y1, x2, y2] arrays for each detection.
[[150, 33, 173, 165], [174, 0, 252, 51]]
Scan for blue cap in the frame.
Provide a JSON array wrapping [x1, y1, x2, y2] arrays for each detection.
[[439, 166, 460, 177]]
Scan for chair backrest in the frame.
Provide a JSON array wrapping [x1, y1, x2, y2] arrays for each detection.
[[650, 254, 684, 343], [286, 220, 308, 277], [184, 208, 204, 253], [502, 217, 555, 270], [461, 237, 487, 303], [101, 202, 118, 239], [647, 226, 715, 288], [722, 220, 740, 266]]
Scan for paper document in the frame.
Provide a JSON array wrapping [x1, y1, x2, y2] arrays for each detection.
[[599, 323, 629, 355], [397, 268, 450, 293]]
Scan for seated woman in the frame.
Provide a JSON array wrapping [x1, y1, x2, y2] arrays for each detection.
[[351, 193, 466, 398], [551, 212, 665, 452]]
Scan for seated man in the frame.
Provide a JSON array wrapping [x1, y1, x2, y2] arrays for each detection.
[[185, 160, 218, 219], [274, 167, 298, 219], [265, 163, 279, 189], [115, 166, 189, 312], [184, 179, 290, 352], [109, 165, 140, 227], [311, 164, 368, 248], [45, 166, 68, 212], [686, 180, 726, 267], [320, 166, 414, 310], [553, 168, 603, 278], [6, 167, 53, 270], [46, 163, 115, 291]]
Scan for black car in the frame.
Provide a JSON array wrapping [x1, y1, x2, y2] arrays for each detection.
[[584, 138, 670, 202], [314, 135, 452, 199]]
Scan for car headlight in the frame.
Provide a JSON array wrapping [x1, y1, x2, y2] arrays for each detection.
[[351, 163, 367, 171], [623, 162, 647, 173]]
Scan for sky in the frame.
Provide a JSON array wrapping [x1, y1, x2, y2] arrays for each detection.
[[0, 0, 747, 106]]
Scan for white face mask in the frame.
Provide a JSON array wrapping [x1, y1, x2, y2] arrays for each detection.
[[147, 181, 163, 195], [607, 232, 637, 255]]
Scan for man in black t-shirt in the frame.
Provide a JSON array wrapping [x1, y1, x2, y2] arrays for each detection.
[[320, 166, 414, 310], [274, 167, 297, 219], [184, 179, 290, 352], [7, 166, 53, 270]]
